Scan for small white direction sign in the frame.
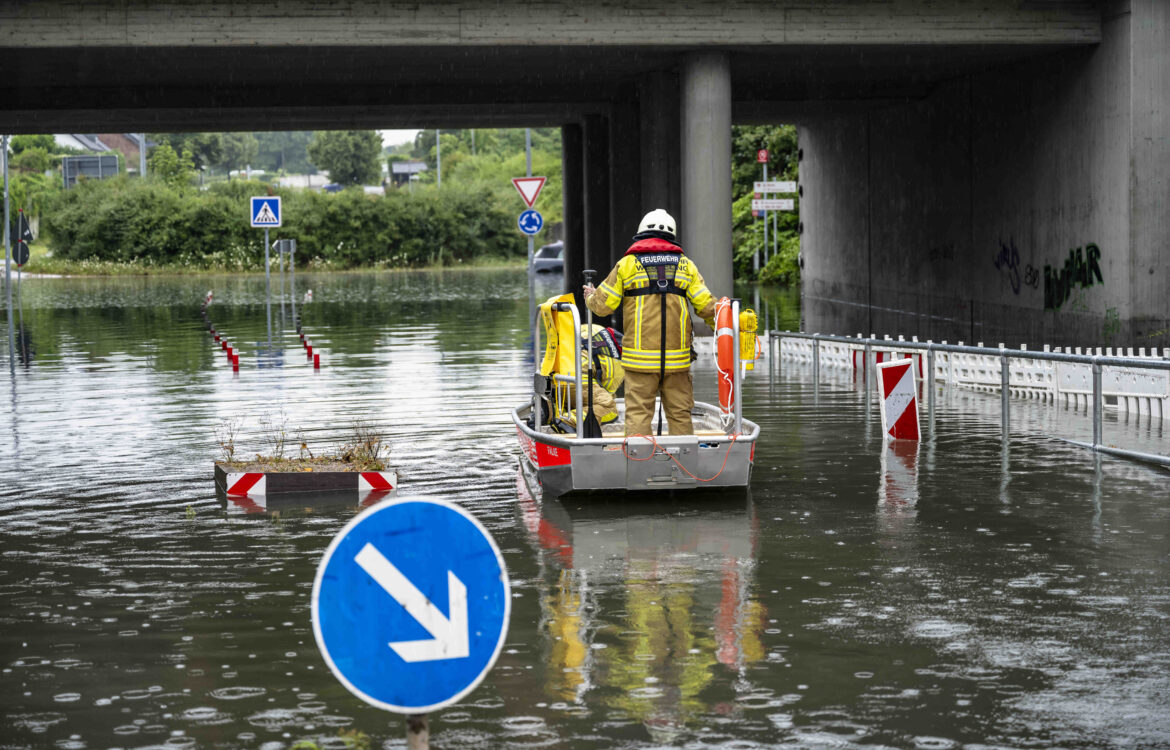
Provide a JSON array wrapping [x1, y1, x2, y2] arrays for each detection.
[[250, 196, 282, 228], [511, 177, 547, 208], [751, 198, 795, 211], [753, 181, 797, 194]]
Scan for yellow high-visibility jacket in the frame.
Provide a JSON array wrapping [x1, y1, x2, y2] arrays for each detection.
[[586, 239, 717, 373]]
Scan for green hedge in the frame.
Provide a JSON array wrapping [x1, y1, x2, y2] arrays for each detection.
[[43, 177, 525, 270]]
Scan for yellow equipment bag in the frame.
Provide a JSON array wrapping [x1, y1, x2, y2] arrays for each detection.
[[539, 293, 580, 379], [538, 293, 587, 427], [739, 308, 758, 371]]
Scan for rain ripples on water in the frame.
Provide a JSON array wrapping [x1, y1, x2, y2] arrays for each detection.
[[1, 270, 1168, 747]]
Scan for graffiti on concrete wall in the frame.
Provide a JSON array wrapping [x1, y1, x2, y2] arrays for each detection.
[[1024, 263, 1040, 290], [1044, 243, 1103, 311], [993, 238, 1022, 294], [993, 237, 1041, 295]]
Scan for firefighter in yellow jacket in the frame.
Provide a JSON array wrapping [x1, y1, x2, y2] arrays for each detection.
[[583, 209, 718, 436], [558, 325, 625, 431]]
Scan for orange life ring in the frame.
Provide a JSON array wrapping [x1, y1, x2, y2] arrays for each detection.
[[715, 297, 735, 412]]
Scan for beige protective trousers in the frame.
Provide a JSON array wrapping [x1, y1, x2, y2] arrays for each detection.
[[623, 369, 694, 436]]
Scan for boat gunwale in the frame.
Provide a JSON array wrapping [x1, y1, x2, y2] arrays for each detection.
[[511, 400, 761, 449]]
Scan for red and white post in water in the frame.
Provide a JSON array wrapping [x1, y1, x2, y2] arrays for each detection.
[[877, 358, 920, 441]]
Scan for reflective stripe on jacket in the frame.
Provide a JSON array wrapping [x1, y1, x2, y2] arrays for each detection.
[[585, 238, 717, 373]]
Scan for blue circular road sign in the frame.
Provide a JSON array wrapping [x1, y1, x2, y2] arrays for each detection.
[[518, 209, 543, 235], [312, 498, 511, 714]]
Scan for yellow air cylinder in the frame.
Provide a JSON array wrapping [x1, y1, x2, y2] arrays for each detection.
[[739, 308, 758, 371]]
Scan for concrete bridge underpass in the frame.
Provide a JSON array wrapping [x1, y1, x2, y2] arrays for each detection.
[[1, 1, 1165, 347]]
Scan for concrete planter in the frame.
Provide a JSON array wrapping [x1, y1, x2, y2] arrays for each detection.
[[214, 463, 398, 497]]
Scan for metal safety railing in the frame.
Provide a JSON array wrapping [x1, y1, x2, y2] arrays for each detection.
[[768, 331, 1170, 468]]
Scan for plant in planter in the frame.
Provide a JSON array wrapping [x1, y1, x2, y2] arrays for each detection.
[[214, 418, 397, 497]]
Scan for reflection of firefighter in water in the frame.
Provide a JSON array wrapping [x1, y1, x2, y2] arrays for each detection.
[[541, 569, 591, 703], [536, 554, 765, 733]]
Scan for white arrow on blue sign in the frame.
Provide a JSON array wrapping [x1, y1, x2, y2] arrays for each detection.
[[312, 498, 511, 714], [250, 196, 282, 228], [517, 209, 543, 236]]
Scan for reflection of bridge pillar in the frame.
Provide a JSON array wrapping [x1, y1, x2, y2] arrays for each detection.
[[583, 113, 612, 284], [639, 71, 681, 219], [561, 122, 585, 304], [681, 52, 732, 300]]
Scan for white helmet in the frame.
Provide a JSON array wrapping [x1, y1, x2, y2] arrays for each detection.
[[638, 209, 677, 239]]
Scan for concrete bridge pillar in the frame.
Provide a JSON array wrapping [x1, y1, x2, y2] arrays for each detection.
[[609, 86, 642, 268], [639, 71, 681, 220], [561, 122, 585, 305], [583, 113, 612, 284], [681, 52, 733, 301]]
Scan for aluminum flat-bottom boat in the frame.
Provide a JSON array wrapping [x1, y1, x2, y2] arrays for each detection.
[[513, 296, 759, 499], [513, 400, 758, 499]]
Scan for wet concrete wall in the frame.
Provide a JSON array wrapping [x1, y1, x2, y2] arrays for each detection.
[[800, 0, 1168, 348], [1129, 0, 1170, 344]]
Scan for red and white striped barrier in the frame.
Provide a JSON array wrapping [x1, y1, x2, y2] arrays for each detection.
[[225, 472, 266, 496], [878, 359, 920, 441], [357, 472, 395, 491], [221, 469, 398, 496]]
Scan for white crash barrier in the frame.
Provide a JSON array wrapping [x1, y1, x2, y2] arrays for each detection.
[[775, 334, 1170, 422]]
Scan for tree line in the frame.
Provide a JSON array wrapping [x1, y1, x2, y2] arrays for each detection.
[[6, 126, 798, 283]]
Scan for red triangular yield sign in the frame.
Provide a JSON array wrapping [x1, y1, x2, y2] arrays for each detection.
[[512, 177, 547, 208]]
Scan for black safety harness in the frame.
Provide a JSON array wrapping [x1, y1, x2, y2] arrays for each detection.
[[626, 250, 686, 435]]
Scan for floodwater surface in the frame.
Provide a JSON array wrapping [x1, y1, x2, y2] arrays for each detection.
[[1, 270, 1168, 749]]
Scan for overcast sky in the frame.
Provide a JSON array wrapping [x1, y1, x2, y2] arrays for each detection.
[[380, 129, 420, 148]]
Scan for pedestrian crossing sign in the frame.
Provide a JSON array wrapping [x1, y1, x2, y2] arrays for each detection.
[[251, 196, 282, 228]]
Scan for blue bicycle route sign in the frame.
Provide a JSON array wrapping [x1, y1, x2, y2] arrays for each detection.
[[312, 498, 511, 713], [517, 208, 543, 236]]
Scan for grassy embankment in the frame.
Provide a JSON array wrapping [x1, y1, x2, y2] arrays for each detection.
[[19, 240, 525, 277]]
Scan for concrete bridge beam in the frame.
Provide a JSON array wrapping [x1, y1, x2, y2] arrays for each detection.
[[681, 52, 733, 302]]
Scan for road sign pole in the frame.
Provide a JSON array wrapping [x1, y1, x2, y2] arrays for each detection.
[[772, 209, 777, 260], [278, 241, 285, 314], [526, 128, 535, 334], [407, 714, 429, 750], [265, 227, 272, 349], [762, 163, 768, 269], [3, 134, 14, 373], [290, 241, 297, 324]]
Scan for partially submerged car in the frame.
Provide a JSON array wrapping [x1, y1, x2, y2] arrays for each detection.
[[532, 240, 564, 273]]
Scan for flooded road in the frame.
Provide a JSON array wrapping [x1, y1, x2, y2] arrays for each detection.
[[1, 270, 1168, 749]]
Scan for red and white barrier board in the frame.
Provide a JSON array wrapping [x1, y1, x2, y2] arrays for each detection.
[[225, 472, 266, 496], [878, 359, 920, 441], [220, 468, 398, 496]]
